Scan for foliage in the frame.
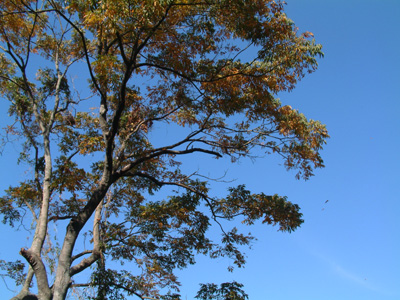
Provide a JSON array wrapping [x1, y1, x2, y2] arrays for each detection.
[[0, 0, 328, 299], [0, 260, 26, 287], [195, 281, 248, 300]]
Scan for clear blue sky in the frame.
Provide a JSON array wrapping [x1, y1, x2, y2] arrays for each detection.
[[1, 1, 400, 299]]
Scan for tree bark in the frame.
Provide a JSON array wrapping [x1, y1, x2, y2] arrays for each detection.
[[51, 176, 112, 300]]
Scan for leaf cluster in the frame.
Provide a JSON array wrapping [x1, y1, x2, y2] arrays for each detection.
[[195, 281, 248, 300]]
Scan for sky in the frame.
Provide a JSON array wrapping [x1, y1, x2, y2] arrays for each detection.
[[1, 1, 400, 300]]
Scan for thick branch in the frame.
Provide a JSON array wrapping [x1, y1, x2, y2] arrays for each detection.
[[69, 250, 101, 277], [117, 142, 222, 177], [69, 197, 103, 276], [49, 215, 73, 222], [71, 250, 93, 262], [20, 248, 52, 299]]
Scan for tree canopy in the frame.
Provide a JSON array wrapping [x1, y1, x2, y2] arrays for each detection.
[[0, 0, 328, 299]]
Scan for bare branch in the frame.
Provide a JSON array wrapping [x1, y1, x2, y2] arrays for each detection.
[[71, 250, 93, 263]]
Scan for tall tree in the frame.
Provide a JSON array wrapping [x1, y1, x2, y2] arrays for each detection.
[[0, 0, 328, 299]]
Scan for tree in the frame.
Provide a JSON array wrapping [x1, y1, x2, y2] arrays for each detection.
[[0, 0, 328, 299]]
